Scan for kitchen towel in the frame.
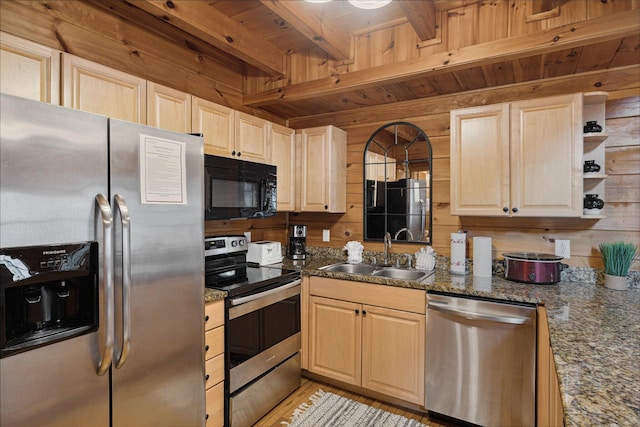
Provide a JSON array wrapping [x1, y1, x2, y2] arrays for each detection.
[[473, 236, 493, 278], [450, 232, 466, 274]]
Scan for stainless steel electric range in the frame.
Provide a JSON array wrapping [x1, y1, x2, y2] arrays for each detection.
[[205, 235, 301, 427]]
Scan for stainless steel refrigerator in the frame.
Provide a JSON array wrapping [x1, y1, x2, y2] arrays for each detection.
[[0, 94, 205, 426]]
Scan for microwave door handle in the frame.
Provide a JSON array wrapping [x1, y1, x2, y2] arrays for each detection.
[[260, 179, 268, 210], [113, 194, 131, 369], [95, 194, 114, 376]]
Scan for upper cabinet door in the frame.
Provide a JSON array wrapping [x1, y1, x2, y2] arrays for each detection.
[[62, 53, 146, 123], [271, 122, 296, 212], [192, 97, 235, 157], [297, 125, 347, 213], [511, 94, 582, 217], [450, 103, 510, 216], [147, 82, 191, 133], [235, 111, 270, 164], [0, 32, 60, 104], [451, 94, 583, 217]]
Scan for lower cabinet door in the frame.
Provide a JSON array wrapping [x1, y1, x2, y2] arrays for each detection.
[[205, 381, 224, 427], [308, 296, 361, 385], [361, 304, 425, 404]]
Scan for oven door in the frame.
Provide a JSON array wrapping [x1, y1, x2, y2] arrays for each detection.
[[227, 279, 301, 394]]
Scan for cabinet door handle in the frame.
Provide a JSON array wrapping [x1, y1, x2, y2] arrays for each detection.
[[205, 345, 210, 352], [512, 207, 519, 213], [355, 309, 360, 315], [231, 150, 236, 156], [503, 207, 509, 213], [363, 310, 367, 316], [237, 151, 241, 157], [205, 374, 210, 381], [205, 315, 209, 322]]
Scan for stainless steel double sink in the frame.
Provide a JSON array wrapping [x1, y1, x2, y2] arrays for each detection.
[[319, 262, 434, 282]]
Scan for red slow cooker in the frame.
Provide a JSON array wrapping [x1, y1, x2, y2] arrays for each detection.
[[502, 252, 567, 284]]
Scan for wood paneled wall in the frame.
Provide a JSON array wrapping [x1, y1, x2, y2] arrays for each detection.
[[291, 80, 640, 270]]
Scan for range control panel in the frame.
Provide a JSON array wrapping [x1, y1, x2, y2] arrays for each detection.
[[204, 235, 247, 257]]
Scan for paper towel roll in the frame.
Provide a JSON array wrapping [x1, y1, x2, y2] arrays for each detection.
[[473, 237, 493, 278], [450, 232, 466, 274]]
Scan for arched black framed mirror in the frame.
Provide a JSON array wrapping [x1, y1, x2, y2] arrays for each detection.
[[364, 122, 433, 244]]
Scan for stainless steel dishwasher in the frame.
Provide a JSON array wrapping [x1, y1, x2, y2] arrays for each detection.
[[425, 293, 536, 427]]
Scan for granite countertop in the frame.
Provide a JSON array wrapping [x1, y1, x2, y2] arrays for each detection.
[[284, 252, 640, 427], [204, 287, 226, 303]]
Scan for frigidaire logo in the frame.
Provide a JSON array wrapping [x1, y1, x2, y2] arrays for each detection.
[[43, 249, 66, 255]]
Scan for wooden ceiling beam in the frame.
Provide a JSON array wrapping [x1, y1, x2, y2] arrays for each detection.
[[128, 0, 284, 76], [287, 65, 640, 129], [397, 0, 437, 41], [259, 0, 351, 60], [244, 8, 640, 107]]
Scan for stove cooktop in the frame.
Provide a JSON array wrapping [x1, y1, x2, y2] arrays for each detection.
[[206, 264, 300, 298]]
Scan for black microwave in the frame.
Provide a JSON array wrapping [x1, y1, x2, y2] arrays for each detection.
[[204, 155, 277, 220]]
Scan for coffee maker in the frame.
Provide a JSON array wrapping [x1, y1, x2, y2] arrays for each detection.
[[287, 224, 307, 260]]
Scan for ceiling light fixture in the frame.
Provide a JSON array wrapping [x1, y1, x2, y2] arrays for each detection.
[[347, 0, 392, 9]]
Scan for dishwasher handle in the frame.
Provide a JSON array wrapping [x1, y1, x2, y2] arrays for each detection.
[[428, 300, 532, 325]]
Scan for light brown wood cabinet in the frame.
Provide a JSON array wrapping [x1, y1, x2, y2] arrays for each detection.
[[450, 93, 583, 217], [296, 125, 347, 213], [204, 300, 225, 427], [308, 277, 425, 405], [235, 111, 271, 163], [192, 97, 235, 158], [537, 306, 565, 427], [192, 98, 270, 163], [147, 82, 192, 133], [271, 122, 296, 211], [62, 53, 147, 124], [0, 31, 60, 104]]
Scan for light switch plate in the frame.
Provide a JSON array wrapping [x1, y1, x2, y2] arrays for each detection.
[[322, 229, 330, 242], [555, 240, 570, 258]]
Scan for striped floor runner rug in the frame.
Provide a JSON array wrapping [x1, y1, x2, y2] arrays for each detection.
[[282, 390, 428, 427]]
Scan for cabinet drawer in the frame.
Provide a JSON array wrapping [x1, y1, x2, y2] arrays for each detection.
[[205, 325, 224, 360], [205, 353, 224, 389], [205, 381, 224, 427], [205, 300, 224, 331]]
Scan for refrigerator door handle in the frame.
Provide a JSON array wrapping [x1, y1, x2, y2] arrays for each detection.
[[95, 193, 114, 376], [114, 194, 131, 369]]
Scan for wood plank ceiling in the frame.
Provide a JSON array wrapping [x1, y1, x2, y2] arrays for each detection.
[[99, 0, 639, 121]]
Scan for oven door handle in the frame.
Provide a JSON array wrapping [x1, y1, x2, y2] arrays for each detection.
[[229, 278, 302, 306]]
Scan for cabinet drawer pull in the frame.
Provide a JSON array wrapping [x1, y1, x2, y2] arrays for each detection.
[[205, 374, 210, 381], [205, 315, 209, 322], [205, 345, 210, 352]]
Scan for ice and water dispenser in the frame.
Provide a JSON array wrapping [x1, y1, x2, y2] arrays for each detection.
[[0, 242, 98, 358]]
